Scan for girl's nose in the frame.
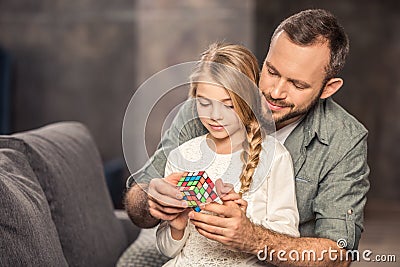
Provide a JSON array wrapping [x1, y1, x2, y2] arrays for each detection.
[[210, 103, 223, 121]]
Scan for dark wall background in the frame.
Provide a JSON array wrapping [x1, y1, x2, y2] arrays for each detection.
[[255, 0, 400, 201], [0, 0, 136, 163]]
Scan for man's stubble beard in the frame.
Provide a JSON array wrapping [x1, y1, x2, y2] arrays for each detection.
[[264, 88, 323, 126]]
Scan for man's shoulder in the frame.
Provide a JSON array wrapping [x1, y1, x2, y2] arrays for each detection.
[[322, 98, 368, 141], [290, 98, 369, 157]]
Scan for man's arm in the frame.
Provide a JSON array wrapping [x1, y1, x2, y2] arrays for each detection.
[[312, 132, 370, 251], [252, 225, 351, 267], [125, 183, 159, 228], [189, 202, 350, 267]]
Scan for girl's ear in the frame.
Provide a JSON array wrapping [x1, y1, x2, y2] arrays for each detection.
[[320, 78, 343, 99]]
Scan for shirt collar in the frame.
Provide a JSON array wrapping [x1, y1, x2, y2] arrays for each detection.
[[303, 98, 330, 146], [275, 117, 303, 144]]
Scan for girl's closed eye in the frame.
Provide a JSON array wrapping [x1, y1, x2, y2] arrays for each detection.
[[224, 103, 234, 109], [197, 97, 211, 107]]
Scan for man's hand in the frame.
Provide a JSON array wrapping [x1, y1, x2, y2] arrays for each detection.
[[189, 179, 251, 251], [147, 172, 189, 221], [124, 172, 189, 228], [189, 199, 254, 252]]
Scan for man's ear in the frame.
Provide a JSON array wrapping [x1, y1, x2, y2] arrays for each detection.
[[320, 78, 343, 99]]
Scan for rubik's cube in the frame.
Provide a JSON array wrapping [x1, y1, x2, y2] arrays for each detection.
[[176, 171, 218, 212]]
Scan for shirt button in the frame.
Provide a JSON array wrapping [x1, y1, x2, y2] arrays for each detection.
[[347, 209, 353, 215]]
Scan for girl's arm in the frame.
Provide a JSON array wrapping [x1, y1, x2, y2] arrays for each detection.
[[156, 220, 190, 258], [262, 149, 300, 237], [155, 151, 190, 257]]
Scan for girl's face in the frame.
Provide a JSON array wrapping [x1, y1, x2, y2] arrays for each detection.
[[195, 83, 245, 149]]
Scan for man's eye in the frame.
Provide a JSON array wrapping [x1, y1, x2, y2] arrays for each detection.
[[292, 82, 307, 90], [267, 68, 278, 76]]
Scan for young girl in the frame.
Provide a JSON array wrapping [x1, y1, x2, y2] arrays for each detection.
[[156, 43, 299, 266]]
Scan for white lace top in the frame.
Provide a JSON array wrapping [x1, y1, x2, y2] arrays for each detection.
[[156, 134, 300, 266]]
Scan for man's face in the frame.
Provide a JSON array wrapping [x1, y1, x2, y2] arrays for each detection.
[[259, 31, 330, 129]]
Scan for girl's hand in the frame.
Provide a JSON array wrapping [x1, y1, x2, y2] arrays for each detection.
[[169, 209, 190, 231], [215, 178, 248, 214], [233, 198, 248, 213], [169, 209, 190, 240], [215, 178, 240, 201]]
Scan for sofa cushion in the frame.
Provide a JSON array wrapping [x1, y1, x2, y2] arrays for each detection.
[[0, 148, 68, 266], [6, 122, 129, 267]]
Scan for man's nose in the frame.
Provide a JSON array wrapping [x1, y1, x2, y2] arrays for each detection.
[[270, 79, 288, 99]]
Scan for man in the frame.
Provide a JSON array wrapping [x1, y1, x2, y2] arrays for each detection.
[[125, 9, 369, 266]]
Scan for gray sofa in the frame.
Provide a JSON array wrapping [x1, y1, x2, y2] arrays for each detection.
[[0, 122, 141, 266]]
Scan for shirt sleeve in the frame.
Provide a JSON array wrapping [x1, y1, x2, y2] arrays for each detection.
[[156, 221, 190, 258], [128, 99, 207, 186], [156, 149, 191, 257], [262, 149, 300, 238], [313, 133, 369, 250]]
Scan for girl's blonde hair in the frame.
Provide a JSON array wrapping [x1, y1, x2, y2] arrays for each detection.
[[189, 43, 262, 196]]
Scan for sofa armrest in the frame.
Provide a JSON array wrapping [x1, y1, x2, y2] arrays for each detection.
[[9, 122, 133, 266], [114, 209, 141, 244]]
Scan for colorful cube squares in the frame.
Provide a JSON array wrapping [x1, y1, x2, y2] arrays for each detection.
[[176, 171, 218, 212]]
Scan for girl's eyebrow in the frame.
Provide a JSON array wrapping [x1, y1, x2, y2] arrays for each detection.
[[196, 94, 232, 103]]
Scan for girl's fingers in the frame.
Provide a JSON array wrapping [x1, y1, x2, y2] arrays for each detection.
[[215, 179, 234, 197], [234, 199, 248, 212]]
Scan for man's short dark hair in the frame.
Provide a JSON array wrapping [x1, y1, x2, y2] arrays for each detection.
[[272, 9, 349, 80]]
